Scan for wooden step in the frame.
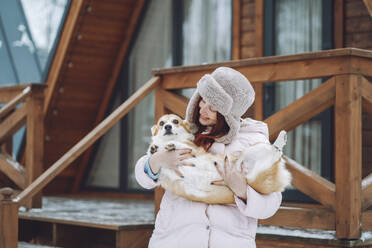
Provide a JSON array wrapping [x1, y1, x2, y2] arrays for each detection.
[[256, 225, 372, 247], [18, 196, 154, 248], [18, 241, 59, 247]]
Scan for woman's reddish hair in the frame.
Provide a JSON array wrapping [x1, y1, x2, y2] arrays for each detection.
[[192, 98, 230, 151]]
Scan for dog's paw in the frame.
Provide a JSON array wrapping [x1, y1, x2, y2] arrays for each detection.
[[165, 143, 176, 151], [150, 145, 159, 154]]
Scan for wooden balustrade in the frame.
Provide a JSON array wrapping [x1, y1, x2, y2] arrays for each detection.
[[1, 48, 371, 247], [153, 48, 372, 239]]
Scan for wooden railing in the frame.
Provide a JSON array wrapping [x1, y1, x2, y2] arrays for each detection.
[[0, 84, 45, 209], [0, 48, 371, 247], [151, 48, 372, 239]]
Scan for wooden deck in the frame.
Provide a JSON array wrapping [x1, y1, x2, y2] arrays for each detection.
[[17, 196, 372, 247], [18, 197, 154, 248]]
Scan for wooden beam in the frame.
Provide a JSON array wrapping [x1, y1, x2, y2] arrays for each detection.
[[0, 188, 18, 248], [362, 173, 372, 211], [232, 0, 241, 60], [334, 0, 344, 48], [0, 105, 27, 143], [255, 0, 264, 57], [253, 83, 263, 120], [44, 0, 84, 114], [16, 77, 160, 206], [0, 87, 30, 120], [361, 76, 372, 104], [334, 74, 362, 239], [265, 77, 336, 141], [259, 206, 335, 230], [284, 157, 335, 210], [71, 0, 146, 193], [0, 153, 26, 189], [363, 0, 372, 17], [25, 92, 44, 208], [155, 48, 372, 89], [161, 90, 189, 119], [362, 210, 372, 230]]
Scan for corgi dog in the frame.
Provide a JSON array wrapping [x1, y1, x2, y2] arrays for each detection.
[[148, 114, 292, 204]]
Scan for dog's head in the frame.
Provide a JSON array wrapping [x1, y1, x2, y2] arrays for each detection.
[[151, 114, 197, 141]]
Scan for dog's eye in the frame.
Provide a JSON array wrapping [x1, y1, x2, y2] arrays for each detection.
[[159, 121, 164, 126], [172, 119, 179, 124]]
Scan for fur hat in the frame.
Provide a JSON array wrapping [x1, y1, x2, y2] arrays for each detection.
[[185, 67, 255, 144]]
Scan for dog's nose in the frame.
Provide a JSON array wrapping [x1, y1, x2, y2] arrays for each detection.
[[164, 124, 172, 131]]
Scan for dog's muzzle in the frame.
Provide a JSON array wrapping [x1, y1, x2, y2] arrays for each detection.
[[164, 124, 173, 135]]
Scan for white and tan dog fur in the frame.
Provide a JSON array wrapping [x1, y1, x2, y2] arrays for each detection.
[[148, 114, 291, 204]]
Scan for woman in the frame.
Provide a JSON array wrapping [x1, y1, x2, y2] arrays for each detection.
[[135, 67, 282, 248]]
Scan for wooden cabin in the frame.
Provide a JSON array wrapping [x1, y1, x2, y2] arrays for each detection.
[[0, 0, 372, 247]]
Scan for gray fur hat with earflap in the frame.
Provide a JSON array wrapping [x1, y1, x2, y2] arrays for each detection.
[[185, 67, 255, 144]]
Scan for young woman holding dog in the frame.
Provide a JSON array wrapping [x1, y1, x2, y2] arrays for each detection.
[[135, 67, 282, 248]]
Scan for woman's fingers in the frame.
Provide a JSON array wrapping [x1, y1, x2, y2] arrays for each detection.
[[224, 156, 230, 173], [174, 167, 184, 178], [177, 149, 192, 155], [241, 162, 247, 175], [211, 180, 225, 186], [214, 162, 224, 177], [179, 161, 194, 167], [178, 153, 194, 161]]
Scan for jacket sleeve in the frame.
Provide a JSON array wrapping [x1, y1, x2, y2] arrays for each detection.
[[234, 186, 282, 219], [135, 155, 159, 189]]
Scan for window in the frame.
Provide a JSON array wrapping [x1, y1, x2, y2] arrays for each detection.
[[264, 0, 333, 203], [85, 0, 232, 192], [0, 0, 70, 157]]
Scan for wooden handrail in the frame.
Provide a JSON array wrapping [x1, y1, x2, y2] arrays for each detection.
[[265, 77, 336, 141], [15, 76, 160, 206], [0, 87, 31, 120]]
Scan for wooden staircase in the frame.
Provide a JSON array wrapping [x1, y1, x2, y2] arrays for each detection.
[[18, 196, 154, 248]]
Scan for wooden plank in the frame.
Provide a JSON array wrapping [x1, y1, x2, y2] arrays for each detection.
[[334, 0, 344, 48], [0, 189, 18, 248], [44, 0, 84, 114], [364, 99, 372, 116], [362, 210, 372, 230], [116, 229, 153, 248], [334, 74, 362, 239], [284, 156, 335, 210], [0, 104, 27, 143], [161, 90, 189, 119], [154, 48, 372, 75], [0, 86, 30, 120], [232, 0, 241, 60], [0, 153, 26, 189], [255, 0, 263, 57], [16, 77, 160, 206], [72, 0, 145, 193], [0, 84, 44, 103], [253, 83, 263, 121], [362, 173, 372, 210], [159, 55, 357, 89], [25, 93, 44, 209], [363, 0, 372, 17], [361, 76, 372, 104], [259, 206, 335, 230], [265, 77, 336, 141]]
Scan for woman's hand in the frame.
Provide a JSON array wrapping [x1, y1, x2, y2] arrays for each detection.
[[212, 156, 248, 200], [149, 149, 194, 178]]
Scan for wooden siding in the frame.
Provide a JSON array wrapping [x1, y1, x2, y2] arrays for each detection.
[[42, 0, 144, 194]]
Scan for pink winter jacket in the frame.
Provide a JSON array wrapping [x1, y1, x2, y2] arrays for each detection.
[[135, 118, 282, 248]]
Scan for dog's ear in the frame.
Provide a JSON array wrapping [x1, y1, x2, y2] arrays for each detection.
[[151, 125, 159, 136], [182, 120, 198, 134]]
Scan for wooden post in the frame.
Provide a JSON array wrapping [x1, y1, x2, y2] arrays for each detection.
[[334, 74, 362, 239], [154, 84, 166, 216], [0, 188, 18, 248], [25, 89, 44, 208]]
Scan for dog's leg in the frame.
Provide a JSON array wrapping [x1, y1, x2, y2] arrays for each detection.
[[150, 145, 159, 154], [165, 143, 176, 151]]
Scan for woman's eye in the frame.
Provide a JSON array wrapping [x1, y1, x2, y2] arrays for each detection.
[[172, 119, 179, 124], [159, 121, 164, 126]]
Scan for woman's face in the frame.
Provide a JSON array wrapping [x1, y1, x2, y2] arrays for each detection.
[[198, 99, 217, 126]]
